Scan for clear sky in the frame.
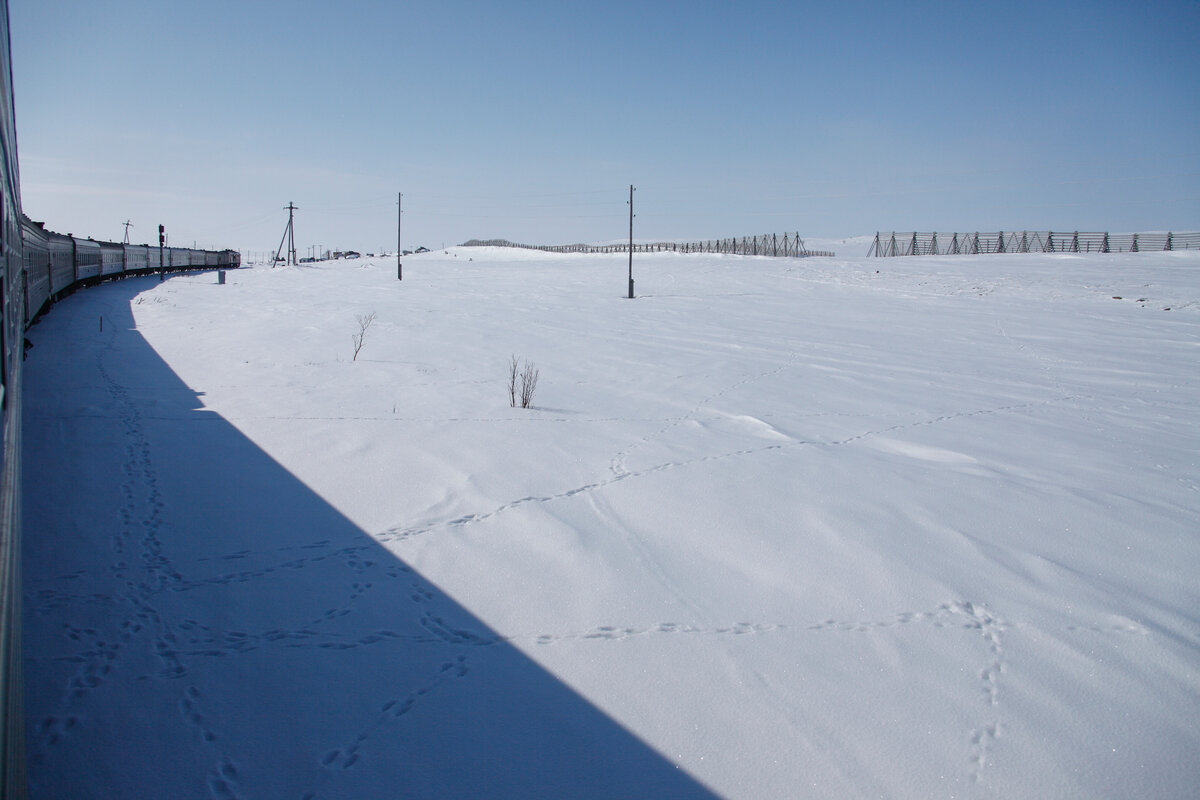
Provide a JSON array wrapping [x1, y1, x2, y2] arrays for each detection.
[[9, 0, 1200, 255]]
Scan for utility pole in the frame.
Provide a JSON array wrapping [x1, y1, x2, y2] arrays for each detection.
[[287, 203, 296, 264], [627, 184, 635, 299], [397, 192, 402, 281], [274, 202, 298, 267], [122, 220, 133, 245]]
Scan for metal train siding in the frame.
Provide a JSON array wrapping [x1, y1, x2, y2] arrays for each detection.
[[0, 0, 28, 791]]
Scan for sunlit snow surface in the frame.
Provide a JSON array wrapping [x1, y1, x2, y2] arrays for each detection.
[[23, 247, 1200, 798]]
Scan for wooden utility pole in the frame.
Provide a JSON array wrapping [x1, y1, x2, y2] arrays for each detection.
[[122, 220, 133, 245], [627, 184, 635, 299], [287, 203, 297, 264], [397, 192, 402, 281]]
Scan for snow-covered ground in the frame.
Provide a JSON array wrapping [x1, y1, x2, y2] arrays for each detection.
[[22, 247, 1200, 799]]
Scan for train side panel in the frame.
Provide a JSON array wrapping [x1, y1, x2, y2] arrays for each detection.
[[73, 238, 101, 280], [48, 232, 73, 294], [124, 244, 149, 273], [99, 241, 123, 276], [19, 217, 49, 321]]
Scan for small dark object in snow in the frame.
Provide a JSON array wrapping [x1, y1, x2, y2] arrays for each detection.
[[1137, 298, 1147, 302], [1112, 296, 1122, 300]]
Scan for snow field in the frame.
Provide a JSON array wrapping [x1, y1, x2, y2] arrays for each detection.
[[22, 246, 1200, 798]]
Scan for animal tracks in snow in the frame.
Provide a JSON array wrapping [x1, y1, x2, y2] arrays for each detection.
[[533, 620, 781, 646], [319, 654, 472, 773], [179, 685, 217, 743], [530, 602, 1020, 784], [371, 391, 1078, 554], [807, 601, 1010, 782], [206, 757, 243, 800], [31, 714, 78, 759], [373, 442, 800, 547]]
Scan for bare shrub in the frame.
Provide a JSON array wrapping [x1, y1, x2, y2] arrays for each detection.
[[519, 360, 539, 408], [508, 355, 539, 409], [352, 311, 376, 361], [507, 354, 519, 408]]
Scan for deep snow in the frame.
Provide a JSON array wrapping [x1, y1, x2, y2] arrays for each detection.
[[22, 246, 1200, 798]]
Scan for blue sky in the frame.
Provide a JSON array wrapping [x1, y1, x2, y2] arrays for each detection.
[[10, 0, 1200, 254]]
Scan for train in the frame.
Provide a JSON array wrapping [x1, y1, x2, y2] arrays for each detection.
[[18, 217, 240, 325]]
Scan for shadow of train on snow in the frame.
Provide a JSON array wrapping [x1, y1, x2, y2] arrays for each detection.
[[22, 277, 719, 799]]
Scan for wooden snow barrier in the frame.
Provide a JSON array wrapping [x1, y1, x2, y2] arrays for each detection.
[[462, 233, 835, 258], [868, 230, 1200, 257]]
